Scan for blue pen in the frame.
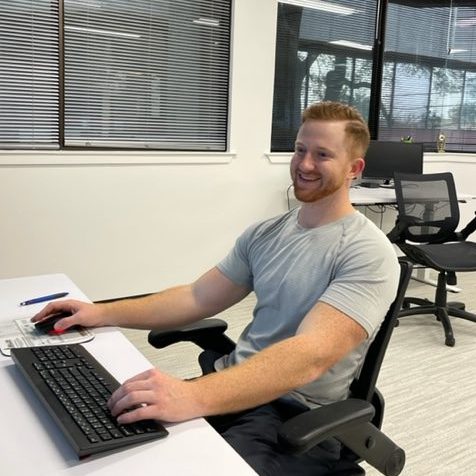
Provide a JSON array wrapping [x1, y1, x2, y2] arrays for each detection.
[[20, 292, 69, 306]]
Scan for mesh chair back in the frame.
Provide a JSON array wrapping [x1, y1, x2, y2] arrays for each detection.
[[350, 260, 412, 402], [394, 172, 460, 244]]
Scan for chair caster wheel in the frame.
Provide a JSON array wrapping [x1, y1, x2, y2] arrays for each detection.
[[445, 336, 455, 347]]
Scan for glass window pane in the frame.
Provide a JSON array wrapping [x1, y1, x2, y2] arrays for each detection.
[[64, 0, 231, 151], [271, 0, 377, 151], [380, 1, 476, 151], [461, 72, 476, 130]]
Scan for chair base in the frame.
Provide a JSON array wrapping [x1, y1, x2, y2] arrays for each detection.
[[398, 302, 476, 347]]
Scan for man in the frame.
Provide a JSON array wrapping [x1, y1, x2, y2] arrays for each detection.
[[33, 101, 399, 475]]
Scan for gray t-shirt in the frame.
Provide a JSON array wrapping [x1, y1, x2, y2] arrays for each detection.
[[215, 208, 399, 407]]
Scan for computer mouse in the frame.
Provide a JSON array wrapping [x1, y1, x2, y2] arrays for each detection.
[[34, 311, 74, 335]]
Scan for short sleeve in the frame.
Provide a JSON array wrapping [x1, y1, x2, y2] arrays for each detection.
[[216, 224, 256, 288], [319, 232, 400, 337]]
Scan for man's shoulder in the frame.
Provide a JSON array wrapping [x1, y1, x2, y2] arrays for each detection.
[[339, 212, 398, 263], [344, 212, 391, 241], [244, 209, 297, 239]]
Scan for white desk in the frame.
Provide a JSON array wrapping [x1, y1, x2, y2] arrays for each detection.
[[350, 185, 475, 206], [0, 274, 256, 476], [349, 186, 398, 205]]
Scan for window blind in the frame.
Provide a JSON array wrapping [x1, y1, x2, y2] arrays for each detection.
[[379, 1, 476, 150], [63, 0, 231, 151], [0, 0, 59, 149]]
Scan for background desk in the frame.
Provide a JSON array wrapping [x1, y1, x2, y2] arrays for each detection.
[[0, 273, 256, 476], [350, 186, 398, 206], [350, 185, 475, 206]]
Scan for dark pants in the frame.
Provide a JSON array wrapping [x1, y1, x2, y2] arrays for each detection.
[[201, 351, 365, 476]]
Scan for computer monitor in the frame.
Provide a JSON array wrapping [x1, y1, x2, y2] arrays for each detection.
[[360, 140, 424, 187]]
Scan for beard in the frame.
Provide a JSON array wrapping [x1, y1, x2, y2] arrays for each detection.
[[292, 173, 345, 203]]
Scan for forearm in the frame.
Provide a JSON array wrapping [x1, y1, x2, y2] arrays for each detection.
[[190, 334, 325, 417], [34, 267, 250, 336], [99, 267, 250, 331], [99, 284, 211, 330]]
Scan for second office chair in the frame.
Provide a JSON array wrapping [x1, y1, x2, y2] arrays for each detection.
[[388, 172, 476, 346]]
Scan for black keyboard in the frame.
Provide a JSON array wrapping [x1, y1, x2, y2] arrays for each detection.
[[11, 344, 168, 458]]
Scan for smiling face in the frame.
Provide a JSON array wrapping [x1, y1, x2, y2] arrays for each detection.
[[290, 119, 363, 203]]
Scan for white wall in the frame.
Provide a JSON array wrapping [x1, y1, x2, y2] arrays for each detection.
[[0, 0, 475, 301], [0, 0, 289, 300]]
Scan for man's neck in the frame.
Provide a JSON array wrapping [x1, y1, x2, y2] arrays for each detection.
[[297, 191, 355, 229]]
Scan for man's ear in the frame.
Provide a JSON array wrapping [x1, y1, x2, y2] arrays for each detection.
[[350, 157, 365, 179]]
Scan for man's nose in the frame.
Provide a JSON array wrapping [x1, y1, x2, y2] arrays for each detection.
[[300, 152, 316, 170]]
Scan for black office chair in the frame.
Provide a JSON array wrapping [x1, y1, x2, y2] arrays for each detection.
[[388, 172, 476, 347], [148, 260, 412, 476]]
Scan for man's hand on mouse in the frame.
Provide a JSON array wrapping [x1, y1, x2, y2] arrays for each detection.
[[31, 300, 107, 331]]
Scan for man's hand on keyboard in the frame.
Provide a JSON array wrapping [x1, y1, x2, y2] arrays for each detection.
[[108, 368, 201, 424]]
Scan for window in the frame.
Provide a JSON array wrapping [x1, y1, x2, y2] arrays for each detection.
[[0, 0, 231, 151], [272, 0, 476, 152], [380, 1, 476, 151], [272, 0, 378, 151], [0, 0, 59, 149]]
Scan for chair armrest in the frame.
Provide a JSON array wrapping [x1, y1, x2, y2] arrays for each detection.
[[388, 216, 458, 244], [148, 318, 236, 354], [278, 399, 405, 476], [458, 212, 476, 240], [278, 399, 375, 454], [386, 218, 414, 243]]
